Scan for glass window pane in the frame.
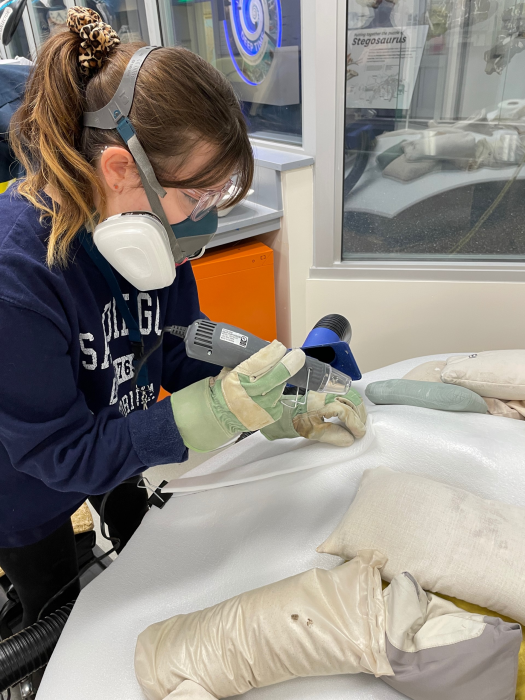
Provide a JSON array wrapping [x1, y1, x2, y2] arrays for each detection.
[[30, 5, 68, 45], [70, 0, 150, 44], [107, 0, 150, 43], [342, 0, 525, 261], [158, 0, 302, 145]]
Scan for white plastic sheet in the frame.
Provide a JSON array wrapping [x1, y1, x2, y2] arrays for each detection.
[[37, 354, 525, 700]]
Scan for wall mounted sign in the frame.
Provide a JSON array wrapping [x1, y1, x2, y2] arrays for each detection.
[[223, 0, 282, 85], [346, 24, 428, 109]]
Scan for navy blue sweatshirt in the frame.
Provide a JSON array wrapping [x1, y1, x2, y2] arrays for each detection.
[[0, 189, 216, 547]]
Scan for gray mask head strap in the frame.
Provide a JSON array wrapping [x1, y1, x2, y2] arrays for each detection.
[[137, 160, 185, 264], [83, 46, 186, 264], [126, 133, 165, 198], [83, 45, 156, 131]]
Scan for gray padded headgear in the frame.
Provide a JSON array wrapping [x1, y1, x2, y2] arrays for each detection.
[[83, 46, 185, 264]]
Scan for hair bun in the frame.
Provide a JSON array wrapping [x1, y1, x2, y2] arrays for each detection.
[[67, 6, 120, 77]]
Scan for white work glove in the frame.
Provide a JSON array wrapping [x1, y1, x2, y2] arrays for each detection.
[[261, 388, 367, 447], [170, 341, 305, 452]]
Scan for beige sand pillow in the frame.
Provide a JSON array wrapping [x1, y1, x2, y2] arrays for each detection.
[[317, 467, 525, 624], [382, 154, 440, 182], [403, 132, 477, 162], [441, 350, 525, 399], [403, 360, 446, 383], [484, 397, 525, 420]]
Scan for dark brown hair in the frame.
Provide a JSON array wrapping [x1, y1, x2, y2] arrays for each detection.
[[10, 33, 254, 266]]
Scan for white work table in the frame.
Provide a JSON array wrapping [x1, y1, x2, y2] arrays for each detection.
[[37, 354, 525, 700]]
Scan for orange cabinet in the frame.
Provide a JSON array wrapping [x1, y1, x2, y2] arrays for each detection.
[[191, 240, 277, 341], [158, 240, 276, 399]]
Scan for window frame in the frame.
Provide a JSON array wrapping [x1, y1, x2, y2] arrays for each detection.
[[23, 0, 519, 283], [24, 0, 161, 46], [143, 0, 162, 45], [304, 0, 525, 282], [155, 0, 309, 150], [1, 3, 37, 60], [16, 0, 311, 149], [21, 5, 37, 58]]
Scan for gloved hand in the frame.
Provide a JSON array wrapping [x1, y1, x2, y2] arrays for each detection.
[[170, 341, 305, 452], [261, 388, 367, 447]]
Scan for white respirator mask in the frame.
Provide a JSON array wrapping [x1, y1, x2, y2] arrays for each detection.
[[83, 46, 219, 291]]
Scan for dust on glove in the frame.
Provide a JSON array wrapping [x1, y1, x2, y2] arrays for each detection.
[[170, 341, 305, 452], [261, 388, 367, 447]]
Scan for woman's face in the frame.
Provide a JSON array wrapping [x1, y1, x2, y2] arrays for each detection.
[[98, 142, 231, 225]]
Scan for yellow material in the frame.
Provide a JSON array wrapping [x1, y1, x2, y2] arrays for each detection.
[[71, 502, 94, 535], [381, 579, 524, 700], [0, 503, 93, 578], [0, 180, 14, 194]]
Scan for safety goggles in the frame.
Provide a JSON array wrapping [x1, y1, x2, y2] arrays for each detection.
[[183, 179, 234, 221]]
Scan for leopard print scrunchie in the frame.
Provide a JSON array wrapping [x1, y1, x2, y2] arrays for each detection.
[[67, 6, 120, 77]]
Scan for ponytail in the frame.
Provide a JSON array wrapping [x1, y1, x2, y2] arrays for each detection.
[[11, 29, 104, 266], [10, 10, 253, 268]]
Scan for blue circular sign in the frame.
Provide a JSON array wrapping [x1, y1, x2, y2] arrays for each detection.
[[224, 0, 282, 86]]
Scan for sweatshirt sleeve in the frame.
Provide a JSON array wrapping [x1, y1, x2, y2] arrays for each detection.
[[0, 299, 187, 495], [161, 263, 218, 394]]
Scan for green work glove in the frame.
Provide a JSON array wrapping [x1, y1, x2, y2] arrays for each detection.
[[261, 388, 367, 447], [170, 341, 306, 452]]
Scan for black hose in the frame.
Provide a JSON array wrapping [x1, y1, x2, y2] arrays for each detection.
[[0, 603, 73, 692], [343, 129, 373, 198], [313, 314, 352, 343], [130, 326, 187, 391]]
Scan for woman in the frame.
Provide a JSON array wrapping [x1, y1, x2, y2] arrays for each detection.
[[0, 7, 366, 630]]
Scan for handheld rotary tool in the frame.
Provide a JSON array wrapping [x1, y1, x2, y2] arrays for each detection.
[[165, 320, 353, 395]]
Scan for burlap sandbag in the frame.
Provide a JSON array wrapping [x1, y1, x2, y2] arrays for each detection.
[[135, 550, 393, 700]]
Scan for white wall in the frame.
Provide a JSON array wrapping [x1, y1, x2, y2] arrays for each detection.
[[305, 278, 525, 373], [267, 165, 525, 373], [260, 165, 314, 349]]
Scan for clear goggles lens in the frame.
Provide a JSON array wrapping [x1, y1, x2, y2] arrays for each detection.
[[185, 179, 234, 222]]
